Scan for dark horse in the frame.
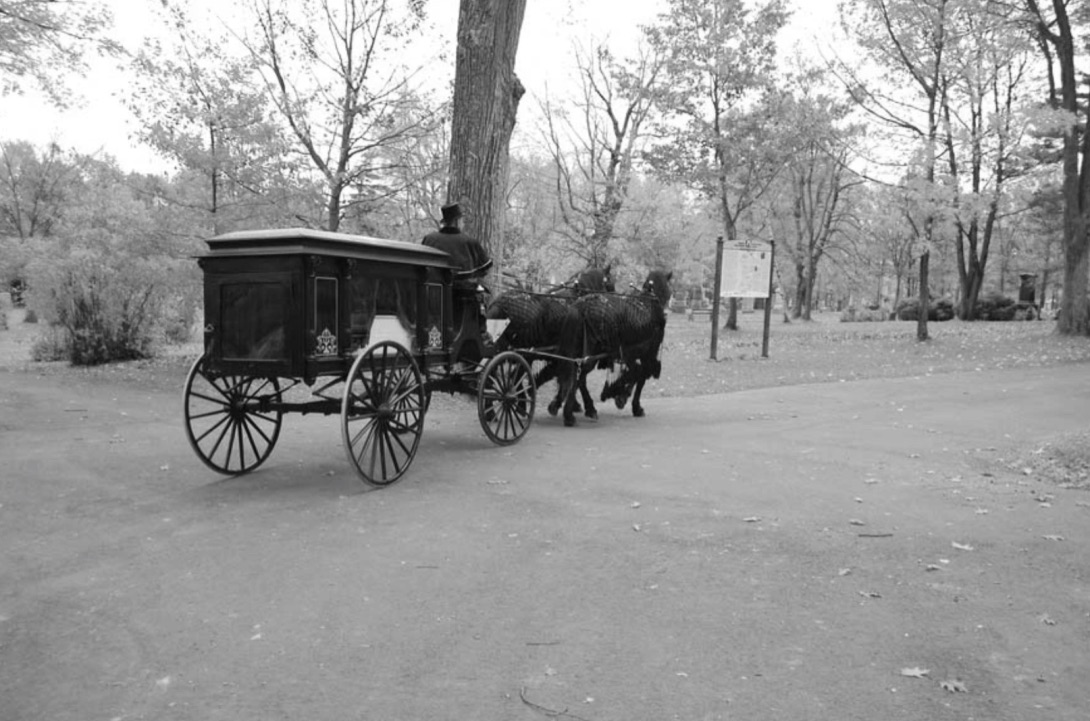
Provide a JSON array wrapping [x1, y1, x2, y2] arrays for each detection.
[[485, 265, 614, 352], [554, 270, 672, 427], [484, 266, 615, 410]]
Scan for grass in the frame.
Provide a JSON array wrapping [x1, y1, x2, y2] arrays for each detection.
[[653, 309, 1090, 399]]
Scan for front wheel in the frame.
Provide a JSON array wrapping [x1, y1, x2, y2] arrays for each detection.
[[341, 341, 426, 487], [183, 356, 282, 475], [478, 351, 535, 445]]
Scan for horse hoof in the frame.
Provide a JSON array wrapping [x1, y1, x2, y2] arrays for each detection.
[[632, 406, 645, 418], [547, 400, 559, 416], [572, 402, 583, 413], [564, 416, 577, 427]]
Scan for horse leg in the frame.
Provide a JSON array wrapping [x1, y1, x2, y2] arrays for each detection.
[[578, 361, 597, 420], [630, 375, 648, 417], [560, 362, 581, 426], [540, 361, 582, 416]]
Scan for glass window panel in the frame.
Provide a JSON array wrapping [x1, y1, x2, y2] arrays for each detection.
[[221, 283, 285, 360]]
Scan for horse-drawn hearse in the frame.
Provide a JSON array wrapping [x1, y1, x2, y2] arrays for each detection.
[[183, 227, 539, 487], [183, 227, 671, 488]]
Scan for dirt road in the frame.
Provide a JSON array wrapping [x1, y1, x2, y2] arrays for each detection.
[[1, 362, 1088, 721]]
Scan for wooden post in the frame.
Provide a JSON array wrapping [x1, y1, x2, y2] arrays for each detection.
[[762, 240, 775, 358], [710, 236, 724, 361]]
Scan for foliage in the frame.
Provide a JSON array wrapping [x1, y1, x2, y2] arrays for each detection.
[[642, 0, 788, 222], [840, 306, 889, 322], [0, 0, 120, 105], [21, 158, 198, 365], [242, 0, 445, 231], [894, 297, 955, 321], [127, 4, 295, 235], [537, 39, 664, 266], [1023, 0, 1090, 335]]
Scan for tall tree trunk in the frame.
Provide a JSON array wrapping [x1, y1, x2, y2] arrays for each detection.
[[448, 0, 528, 268], [918, 250, 930, 340]]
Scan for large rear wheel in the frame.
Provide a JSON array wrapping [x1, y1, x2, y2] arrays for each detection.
[[341, 341, 425, 487], [183, 356, 283, 475], [478, 351, 535, 445]]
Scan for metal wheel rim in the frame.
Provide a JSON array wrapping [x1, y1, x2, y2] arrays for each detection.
[[341, 341, 425, 486], [183, 355, 283, 475], [478, 351, 535, 446]]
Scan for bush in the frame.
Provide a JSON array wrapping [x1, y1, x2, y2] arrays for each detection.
[[974, 291, 1016, 320], [25, 248, 190, 366], [30, 325, 68, 361], [23, 309, 38, 323], [895, 297, 954, 321], [840, 306, 888, 322]]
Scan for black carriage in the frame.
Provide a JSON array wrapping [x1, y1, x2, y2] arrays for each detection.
[[183, 228, 536, 487]]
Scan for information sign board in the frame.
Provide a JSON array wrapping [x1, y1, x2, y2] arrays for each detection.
[[720, 241, 773, 298]]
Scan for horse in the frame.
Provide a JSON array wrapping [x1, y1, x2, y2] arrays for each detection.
[[485, 265, 615, 416], [485, 264, 614, 351], [554, 270, 673, 427]]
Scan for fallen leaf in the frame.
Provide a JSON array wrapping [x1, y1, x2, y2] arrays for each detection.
[[952, 542, 974, 551], [925, 564, 941, 572], [859, 590, 881, 599], [901, 667, 930, 678], [1042, 535, 1065, 541], [940, 679, 967, 693], [743, 516, 761, 523], [838, 568, 852, 576], [849, 519, 866, 526], [1039, 614, 1056, 626], [631, 501, 641, 508]]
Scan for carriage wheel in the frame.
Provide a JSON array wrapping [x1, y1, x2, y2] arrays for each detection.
[[183, 355, 283, 475], [477, 351, 536, 446], [341, 341, 425, 487]]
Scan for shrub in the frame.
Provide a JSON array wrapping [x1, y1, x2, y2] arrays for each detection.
[[840, 306, 887, 322], [974, 291, 1016, 320], [23, 309, 38, 323], [0, 308, 7, 331], [25, 248, 189, 366], [895, 297, 954, 321], [30, 325, 68, 361]]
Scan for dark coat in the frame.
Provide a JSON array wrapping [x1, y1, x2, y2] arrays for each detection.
[[422, 227, 490, 273]]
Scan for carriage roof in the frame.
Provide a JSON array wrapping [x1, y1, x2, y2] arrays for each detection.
[[203, 227, 456, 270]]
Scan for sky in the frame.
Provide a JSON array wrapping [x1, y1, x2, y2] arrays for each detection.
[[0, 0, 842, 174]]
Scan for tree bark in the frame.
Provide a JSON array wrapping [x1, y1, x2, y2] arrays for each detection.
[[1026, 0, 1090, 334], [448, 0, 528, 266]]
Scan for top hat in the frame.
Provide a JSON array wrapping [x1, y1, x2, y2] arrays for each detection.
[[441, 203, 462, 223]]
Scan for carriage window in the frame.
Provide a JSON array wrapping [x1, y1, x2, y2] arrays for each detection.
[[314, 277, 338, 356], [374, 278, 417, 328], [349, 277, 376, 330], [221, 283, 286, 360]]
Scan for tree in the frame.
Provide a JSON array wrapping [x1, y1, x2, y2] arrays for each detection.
[[129, 3, 294, 235], [0, 0, 119, 105], [447, 0, 527, 276], [243, 0, 444, 232], [0, 140, 80, 240], [643, 0, 789, 329], [759, 73, 862, 320], [1024, 0, 1090, 335], [939, 1, 1039, 319], [539, 40, 664, 267], [836, 0, 963, 341]]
